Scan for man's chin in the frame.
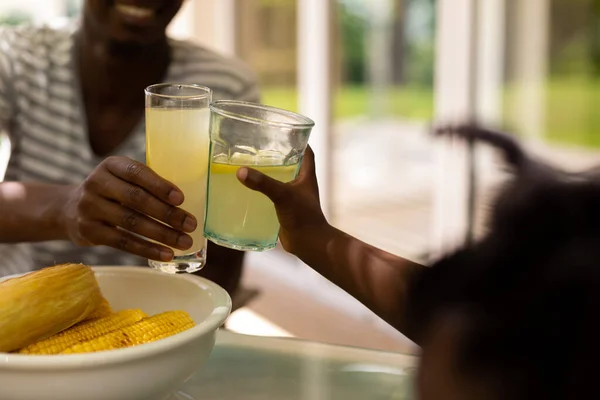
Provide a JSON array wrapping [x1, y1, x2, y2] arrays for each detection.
[[107, 26, 166, 48], [104, 36, 166, 58]]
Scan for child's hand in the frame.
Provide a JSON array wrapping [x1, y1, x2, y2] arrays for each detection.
[[236, 146, 328, 255]]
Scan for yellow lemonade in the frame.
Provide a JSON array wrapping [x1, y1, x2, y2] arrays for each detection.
[[204, 162, 299, 250], [146, 108, 210, 256]]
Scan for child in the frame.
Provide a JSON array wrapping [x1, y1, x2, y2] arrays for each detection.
[[237, 125, 600, 399]]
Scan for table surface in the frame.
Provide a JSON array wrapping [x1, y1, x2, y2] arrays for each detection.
[[169, 330, 417, 400]]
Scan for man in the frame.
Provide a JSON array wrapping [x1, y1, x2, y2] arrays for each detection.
[[0, 0, 259, 296]]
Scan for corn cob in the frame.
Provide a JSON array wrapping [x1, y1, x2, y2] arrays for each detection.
[[18, 309, 147, 355], [86, 297, 113, 320], [0, 263, 105, 353], [62, 310, 195, 354]]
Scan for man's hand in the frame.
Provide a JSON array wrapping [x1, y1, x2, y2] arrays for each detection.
[[61, 156, 197, 261]]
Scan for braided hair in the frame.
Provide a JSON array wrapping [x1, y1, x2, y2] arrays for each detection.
[[407, 125, 600, 399]]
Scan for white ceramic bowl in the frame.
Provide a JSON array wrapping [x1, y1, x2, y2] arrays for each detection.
[[0, 266, 231, 400]]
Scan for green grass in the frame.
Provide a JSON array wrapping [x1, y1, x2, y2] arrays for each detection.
[[261, 84, 435, 121], [504, 77, 600, 148], [262, 78, 600, 149]]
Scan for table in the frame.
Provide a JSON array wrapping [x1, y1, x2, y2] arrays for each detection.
[[169, 330, 417, 400]]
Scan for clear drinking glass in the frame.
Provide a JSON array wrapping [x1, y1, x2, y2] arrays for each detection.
[[145, 83, 212, 273], [204, 100, 315, 251]]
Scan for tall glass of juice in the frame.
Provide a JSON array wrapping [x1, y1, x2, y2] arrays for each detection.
[[145, 83, 211, 273], [204, 101, 315, 251]]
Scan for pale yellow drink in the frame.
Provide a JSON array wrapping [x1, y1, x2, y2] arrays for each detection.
[[145, 108, 209, 257], [204, 161, 299, 250]]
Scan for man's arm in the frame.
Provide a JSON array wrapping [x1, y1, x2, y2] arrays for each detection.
[[0, 182, 72, 242], [0, 30, 69, 243]]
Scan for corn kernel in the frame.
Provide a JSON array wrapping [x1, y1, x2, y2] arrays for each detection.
[[61, 310, 195, 354], [19, 309, 147, 355]]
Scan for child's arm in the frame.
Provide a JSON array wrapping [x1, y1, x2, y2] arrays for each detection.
[[237, 147, 425, 340], [296, 222, 424, 338]]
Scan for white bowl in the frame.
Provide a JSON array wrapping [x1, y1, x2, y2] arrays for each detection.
[[0, 266, 231, 400]]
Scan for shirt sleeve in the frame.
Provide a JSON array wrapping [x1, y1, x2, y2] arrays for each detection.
[[234, 79, 261, 103], [0, 28, 16, 138], [230, 58, 261, 103]]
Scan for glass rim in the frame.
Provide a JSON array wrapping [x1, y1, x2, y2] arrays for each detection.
[[144, 83, 212, 100], [209, 100, 315, 129]]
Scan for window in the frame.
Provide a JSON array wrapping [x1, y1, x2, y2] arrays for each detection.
[[472, 0, 600, 240], [332, 0, 436, 262], [0, 0, 81, 27]]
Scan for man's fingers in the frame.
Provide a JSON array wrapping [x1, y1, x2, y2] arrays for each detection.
[[236, 167, 288, 204], [95, 177, 197, 233], [85, 197, 194, 251], [81, 222, 174, 262], [103, 156, 184, 206]]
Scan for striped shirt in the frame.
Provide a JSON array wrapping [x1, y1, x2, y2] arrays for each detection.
[[0, 23, 260, 276]]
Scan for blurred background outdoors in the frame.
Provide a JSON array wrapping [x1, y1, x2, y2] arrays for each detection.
[[0, 0, 599, 353]]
